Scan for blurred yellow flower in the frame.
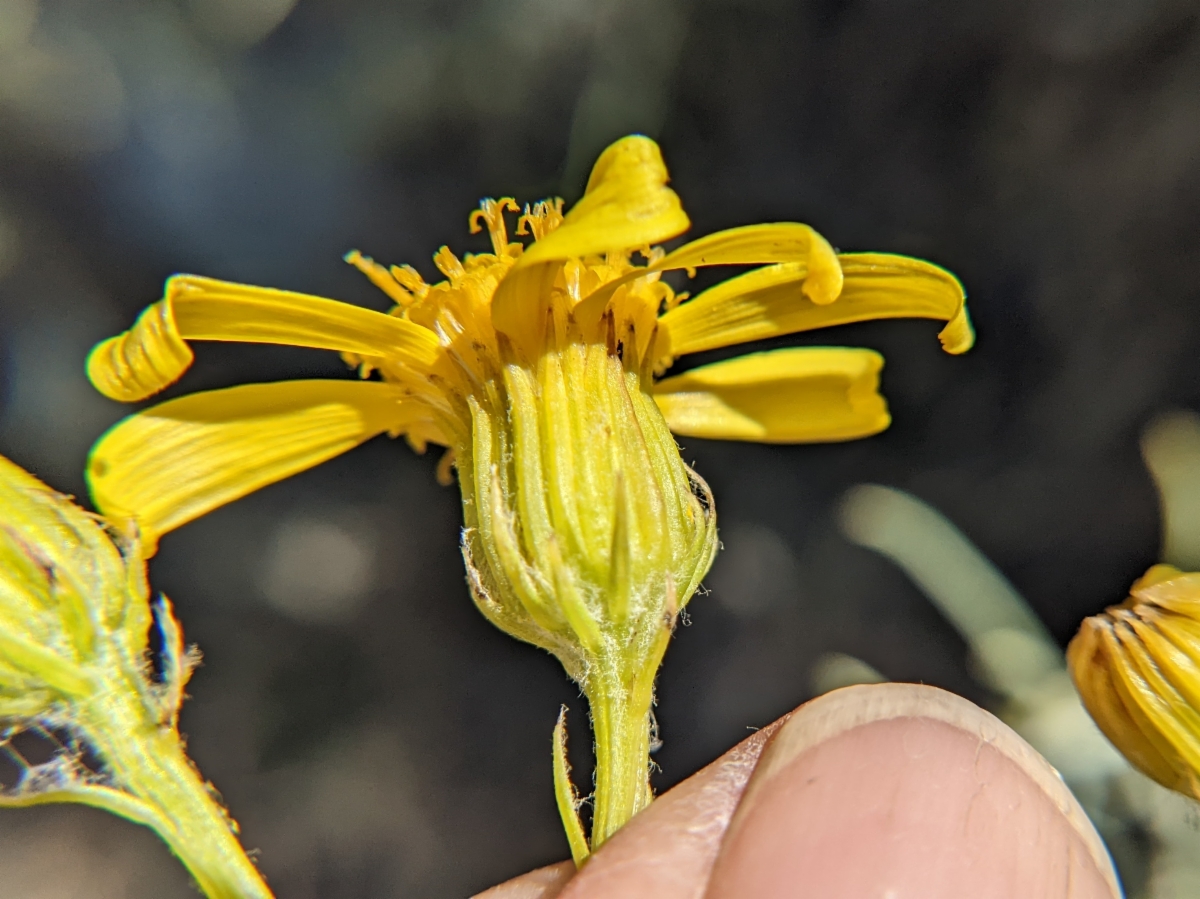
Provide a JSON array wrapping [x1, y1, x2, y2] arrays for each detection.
[[86, 134, 972, 856], [1069, 564, 1200, 799]]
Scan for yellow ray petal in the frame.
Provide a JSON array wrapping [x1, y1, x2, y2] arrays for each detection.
[[1068, 618, 1185, 791], [492, 136, 690, 348], [652, 347, 889, 443], [88, 275, 442, 402], [1126, 613, 1200, 712], [528, 136, 690, 264], [572, 223, 844, 334], [1108, 620, 1200, 778], [658, 252, 971, 359], [88, 380, 423, 555], [658, 223, 843, 302]]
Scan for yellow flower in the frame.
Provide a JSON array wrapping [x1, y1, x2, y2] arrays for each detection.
[[1069, 564, 1200, 799], [85, 135, 972, 857]]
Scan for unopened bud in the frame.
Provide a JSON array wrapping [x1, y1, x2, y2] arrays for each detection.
[[1068, 564, 1200, 798]]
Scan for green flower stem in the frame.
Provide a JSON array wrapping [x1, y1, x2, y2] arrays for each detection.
[[585, 623, 671, 850], [587, 672, 652, 848], [85, 685, 273, 899]]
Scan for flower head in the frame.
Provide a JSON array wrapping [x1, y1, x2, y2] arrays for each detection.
[[1069, 564, 1200, 799], [88, 136, 970, 551], [85, 134, 972, 852]]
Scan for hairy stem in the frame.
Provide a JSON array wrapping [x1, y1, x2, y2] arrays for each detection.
[[87, 687, 273, 899], [586, 660, 655, 849]]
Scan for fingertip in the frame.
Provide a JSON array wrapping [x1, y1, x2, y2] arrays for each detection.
[[471, 861, 576, 899], [705, 683, 1121, 899]]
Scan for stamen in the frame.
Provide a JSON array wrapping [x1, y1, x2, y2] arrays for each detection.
[[390, 264, 430, 300], [641, 245, 664, 265], [469, 198, 520, 255], [343, 251, 415, 307], [517, 198, 565, 241], [433, 246, 467, 285]]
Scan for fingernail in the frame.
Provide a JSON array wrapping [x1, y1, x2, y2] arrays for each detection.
[[704, 683, 1121, 899]]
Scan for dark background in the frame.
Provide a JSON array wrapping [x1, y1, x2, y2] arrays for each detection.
[[0, 0, 1195, 895]]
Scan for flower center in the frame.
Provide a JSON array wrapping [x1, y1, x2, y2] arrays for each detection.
[[344, 198, 686, 449]]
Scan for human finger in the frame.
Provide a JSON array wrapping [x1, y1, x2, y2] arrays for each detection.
[[472, 860, 575, 899], [705, 683, 1121, 899]]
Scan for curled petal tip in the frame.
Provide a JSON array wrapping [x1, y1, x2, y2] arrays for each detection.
[[87, 300, 193, 402], [938, 305, 975, 354], [800, 230, 844, 306], [583, 135, 667, 196]]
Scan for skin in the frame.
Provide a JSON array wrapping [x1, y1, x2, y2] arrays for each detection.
[[475, 683, 1122, 899]]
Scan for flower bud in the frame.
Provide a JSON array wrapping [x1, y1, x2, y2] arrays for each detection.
[[0, 454, 150, 708], [1068, 564, 1200, 798], [0, 453, 272, 896]]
